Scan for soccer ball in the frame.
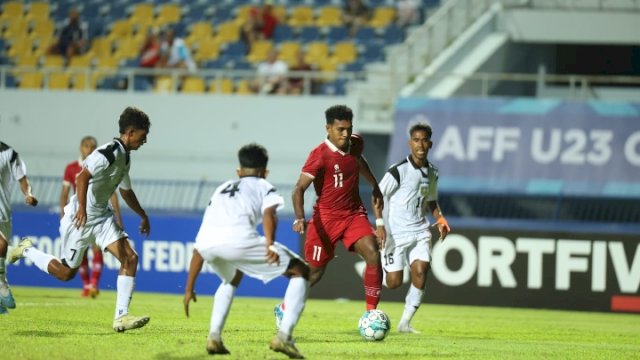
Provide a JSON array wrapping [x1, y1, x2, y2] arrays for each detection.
[[358, 309, 390, 341]]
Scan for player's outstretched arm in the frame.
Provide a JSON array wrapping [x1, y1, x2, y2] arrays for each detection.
[[18, 176, 38, 206], [291, 174, 313, 234], [119, 188, 150, 236], [183, 249, 204, 318]]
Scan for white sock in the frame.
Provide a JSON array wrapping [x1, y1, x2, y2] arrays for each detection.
[[279, 277, 309, 338], [115, 275, 135, 319], [0, 258, 7, 290], [400, 284, 424, 325], [209, 283, 236, 336], [23, 248, 55, 274]]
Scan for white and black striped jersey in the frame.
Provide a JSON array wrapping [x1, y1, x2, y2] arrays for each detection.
[[68, 138, 131, 222], [195, 176, 284, 245], [379, 156, 439, 237], [0, 142, 27, 222]]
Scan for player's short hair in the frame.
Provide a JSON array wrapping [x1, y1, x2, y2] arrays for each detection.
[[80, 135, 97, 146], [119, 107, 151, 134], [238, 143, 269, 169], [409, 123, 432, 139], [325, 105, 353, 124]]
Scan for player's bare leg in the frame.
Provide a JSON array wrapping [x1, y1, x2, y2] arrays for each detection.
[[208, 270, 243, 355], [106, 237, 149, 332], [0, 235, 15, 313], [10, 237, 78, 281], [397, 260, 430, 334], [271, 259, 308, 359], [352, 235, 382, 310]]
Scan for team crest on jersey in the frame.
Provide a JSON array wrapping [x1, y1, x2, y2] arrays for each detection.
[[334, 164, 340, 173]]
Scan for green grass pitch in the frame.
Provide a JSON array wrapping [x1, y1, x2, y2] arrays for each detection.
[[3, 286, 639, 359]]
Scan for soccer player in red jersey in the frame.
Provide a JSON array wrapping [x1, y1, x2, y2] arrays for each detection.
[[60, 136, 122, 298], [275, 105, 385, 324]]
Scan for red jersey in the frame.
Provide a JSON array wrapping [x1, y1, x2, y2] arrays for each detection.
[[301, 135, 367, 219], [63, 159, 82, 192]]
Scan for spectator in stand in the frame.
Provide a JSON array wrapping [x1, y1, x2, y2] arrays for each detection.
[[287, 50, 313, 95], [48, 8, 86, 62], [252, 49, 288, 94], [241, 0, 279, 48], [158, 28, 197, 72], [343, 0, 371, 36], [396, 0, 420, 28], [139, 29, 161, 68]]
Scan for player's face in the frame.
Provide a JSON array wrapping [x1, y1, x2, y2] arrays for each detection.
[[125, 128, 149, 150], [326, 119, 353, 151], [80, 139, 97, 159], [408, 129, 431, 164]]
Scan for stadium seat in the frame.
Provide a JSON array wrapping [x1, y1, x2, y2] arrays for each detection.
[[246, 40, 273, 63], [216, 21, 240, 44], [353, 27, 378, 47], [68, 54, 94, 68], [193, 37, 220, 63], [383, 24, 405, 45], [235, 79, 252, 95], [154, 76, 175, 93], [42, 55, 65, 68], [272, 5, 287, 23], [157, 3, 182, 25], [278, 41, 301, 65], [25, 2, 50, 21], [7, 37, 32, 58], [369, 7, 396, 28], [133, 76, 152, 91], [316, 6, 343, 27], [209, 78, 234, 94], [234, 5, 253, 26], [4, 73, 17, 87], [131, 3, 154, 20], [109, 20, 134, 40], [181, 76, 206, 93], [288, 7, 314, 27], [3, 18, 29, 39], [221, 41, 247, 58], [186, 22, 214, 46], [1, 2, 24, 21], [30, 19, 56, 39], [320, 78, 347, 95], [47, 72, 71, 90], [305, 42, 329, 66], [272, 24, 294, 43], [361, 44, 385, 62], [15, 53, 39, 67], [332, 41, 357, 65], [18, 71, 43, 89], [113, 37, 141, 60], [298, 26, 321, 42], [31, 36, 54, 57], [326, 26, 349, 45]]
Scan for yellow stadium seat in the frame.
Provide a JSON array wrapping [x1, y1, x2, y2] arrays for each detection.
[[131, 3, 154, 20], [304, 42, 329, 66], [109, 20, 133, 39], [273, 6, 287, 23], [70, 73, 98, 91], [26, 2, 50, 21], [187, 22, 214, 45], [31, 35, 54, 57], [1, 2, 24, 20], [42, 55, 65, 68], [154, 76, 174, 93], [129, 16, 154, 36], [216, 22, 240, 43], [48, 72, 71, 90], [193, 37, 220, 63], [19, 71, 43, 89], [209, 78, 234, 94], [246, 40, 273, 63], [316, 6, 343, 27], [95, 55, 119, 69], [288, 6, 314, 27], [332, 41, 357, 64], [113, 37, 141, 60], [89, 37, 113, 58], [30, 19, 55, 39], [318, 60, 338, 81], [234, 5, 253, 26], [7, 37, 32, 58], [157, 4, 181, 23], [235, 79, 252, 95], [369, 7, 396, 28], [181, 76, 205, 93], [278, 41, 301, 65], [3, 17, 29, 38], [15, 53, 39, 67], [68, 54, 93, 68]]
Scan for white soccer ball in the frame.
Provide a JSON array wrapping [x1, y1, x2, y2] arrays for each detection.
[[358, 309, 390, 341]]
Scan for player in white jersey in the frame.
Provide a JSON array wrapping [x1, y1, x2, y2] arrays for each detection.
[[183, 143, 309, 359], [0, 142, 38, 315], [10, 107, 152, 332], [378, 122, 451, 334]]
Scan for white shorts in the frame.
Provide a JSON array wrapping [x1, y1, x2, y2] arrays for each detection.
[[0, 221, 10, 242], [59, 210, 127, 269], [196, 236, 303, 284], [381, 230, 432, 273]]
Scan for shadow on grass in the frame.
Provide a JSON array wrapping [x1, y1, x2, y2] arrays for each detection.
[[153, 352, 208, 360], [14, 330, 64, 338]]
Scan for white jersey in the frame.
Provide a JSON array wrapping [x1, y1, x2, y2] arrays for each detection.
[[195, 176, 284, 247], [379, 156, 439, 238], [67, 138, 132, 225], [0, 142, 27, 222]]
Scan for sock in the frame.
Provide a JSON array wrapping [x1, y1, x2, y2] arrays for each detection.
[[79, 256, 90, 289], [90, 249, 103, 288], [209, 283, 236, 336], [115, 275, 135, 319], [279, 277, 309, 337], [400, 284, 425, 325], [364, 264, 382, 310], [0, 258, 7, 287], [23, 248, 55, 274]]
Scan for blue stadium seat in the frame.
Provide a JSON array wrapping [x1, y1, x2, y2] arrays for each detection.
[[326, 26, 349, 45], [202, 58, 227, 69], [121, 59, 139, 68], [320, 78, 347, 95], [361, 44, 385, 62], [353, 27, 378, 47], [344, 60, 365, 72], [133, 76, 152, 91], [4, 73, 17, 88], [383, 24, 405, 45], [298, 26, 321, 42], [98, 75, 127, 91], [222, 41, 248, 57], [273, 24, 294, 43]]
